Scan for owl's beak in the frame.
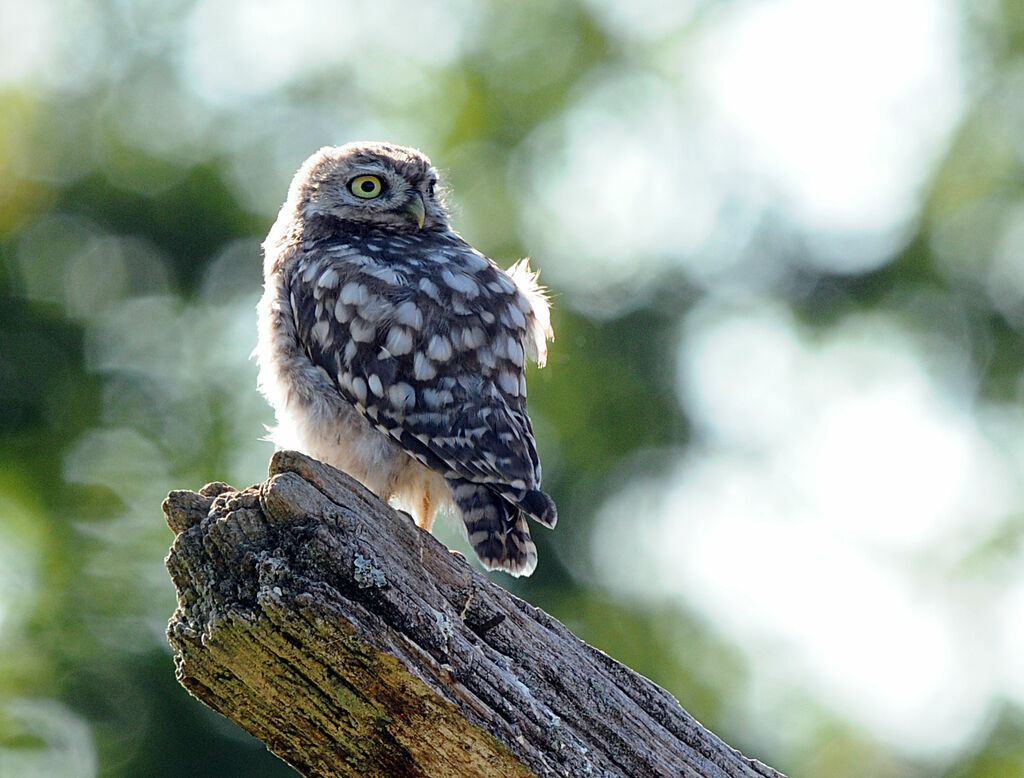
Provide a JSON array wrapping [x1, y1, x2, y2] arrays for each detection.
[[404, 193, 426, 229]]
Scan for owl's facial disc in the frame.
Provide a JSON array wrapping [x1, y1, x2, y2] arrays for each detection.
[[295, 144, 447, 231]]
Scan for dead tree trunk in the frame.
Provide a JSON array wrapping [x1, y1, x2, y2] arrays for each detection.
[[163, 450, 785, 778]]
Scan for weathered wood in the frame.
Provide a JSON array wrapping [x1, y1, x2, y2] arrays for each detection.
[[164, 450, 785, 778]]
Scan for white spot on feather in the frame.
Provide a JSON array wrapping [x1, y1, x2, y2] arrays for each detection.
[[427, 334, 453, 362], [385, 326, 414, 356], [441, 268, 480, 298], [505, 302, 527, 329], [394, 300, 424, 329], [422, 388, 454, 408], [477, 347, 497, 370], [419, 278, 442, 302], [340, 282, 369, 306], [301, 260, 324, 283], [351, 376, 368, 403], [350, 318, 375, 343], [343, 340, 357, 364], [463, 251, 490, 273], [506, 338, 525, 366], [458, 326, 486, 350], [311, 319, 331, 346], [317, 268, 340, 289], [414, 351, 437, 381], [368, 265, 403, 285], [388, 382, 415, 410], [497, 370, 520, 396]]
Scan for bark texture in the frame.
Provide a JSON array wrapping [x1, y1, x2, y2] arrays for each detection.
[[164, 450, 785, 778]]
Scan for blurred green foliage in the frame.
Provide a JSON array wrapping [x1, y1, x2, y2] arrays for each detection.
[[2, 1, 1024, 777]]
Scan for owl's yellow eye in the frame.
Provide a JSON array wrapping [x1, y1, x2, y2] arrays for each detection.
[[350, 175, 383, 199]]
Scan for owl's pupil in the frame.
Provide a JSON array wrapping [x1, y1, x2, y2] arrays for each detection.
[[360, 181, 376, 193]]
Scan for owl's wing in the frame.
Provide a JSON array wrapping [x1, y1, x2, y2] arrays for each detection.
[[287, 244, 546, 503]]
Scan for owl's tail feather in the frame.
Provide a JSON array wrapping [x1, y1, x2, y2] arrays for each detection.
[[520, 488, 557, 528], [448, 479, 539, 577]]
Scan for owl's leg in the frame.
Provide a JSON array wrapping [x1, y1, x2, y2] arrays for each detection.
[[416, 483, 439, 532]]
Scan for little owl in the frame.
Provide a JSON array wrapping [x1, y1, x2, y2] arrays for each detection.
[[256, 141, 555, 576]]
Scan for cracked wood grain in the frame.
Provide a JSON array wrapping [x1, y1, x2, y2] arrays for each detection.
[[163, 450, 786, 778]]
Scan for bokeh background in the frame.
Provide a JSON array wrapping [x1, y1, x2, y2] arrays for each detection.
[[2, 0, 1023, 776]]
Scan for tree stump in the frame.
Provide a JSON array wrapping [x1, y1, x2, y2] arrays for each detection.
[[163, 450, 785, 778]]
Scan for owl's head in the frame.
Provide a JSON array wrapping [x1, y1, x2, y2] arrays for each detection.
[[289, 142, 449, 232]]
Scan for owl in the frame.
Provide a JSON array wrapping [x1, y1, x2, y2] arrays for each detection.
[[255, 141, 556, 577]]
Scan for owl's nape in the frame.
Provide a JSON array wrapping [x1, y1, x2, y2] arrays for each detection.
[[256, 140, 555, 576]]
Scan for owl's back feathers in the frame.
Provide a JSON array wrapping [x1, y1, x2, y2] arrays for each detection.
[[256, 142, 555, 576]]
